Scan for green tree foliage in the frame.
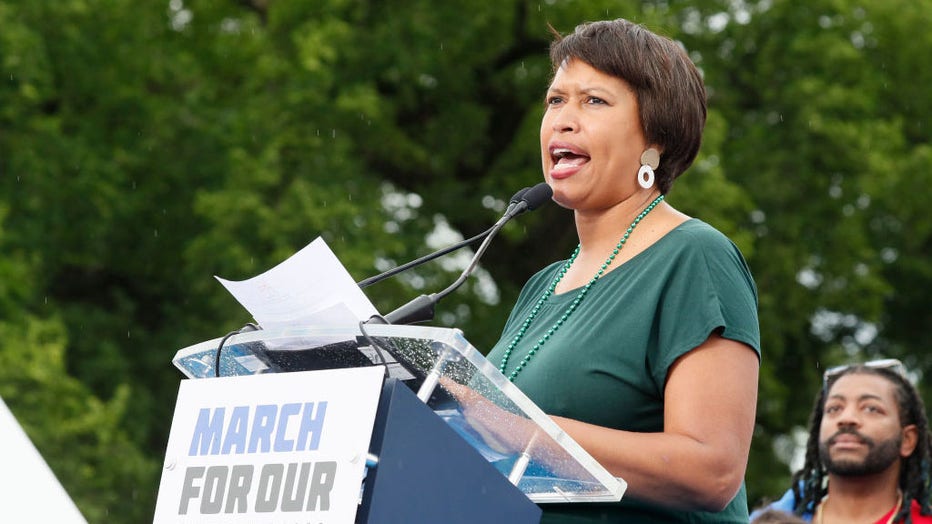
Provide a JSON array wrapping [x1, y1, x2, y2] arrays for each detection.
[[0, 0, 929, 520], [678, 0, 932, 502], [0, 207, 159, 521]]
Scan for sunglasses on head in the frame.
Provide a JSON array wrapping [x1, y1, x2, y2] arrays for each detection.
[[823, 358, 908, 386]]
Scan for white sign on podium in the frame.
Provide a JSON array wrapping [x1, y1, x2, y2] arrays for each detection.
[[154, 366, 384, 523]]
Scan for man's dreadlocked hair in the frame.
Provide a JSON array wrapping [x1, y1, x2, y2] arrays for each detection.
[[789, 365, 932, 523]]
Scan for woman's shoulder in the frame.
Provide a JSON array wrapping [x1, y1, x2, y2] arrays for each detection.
[[648, 218, 746, 265], [517, 259, 567, 292], [647, 218, 759, 306], [528, 259, 566, 279], [666, 218, 736, 247]]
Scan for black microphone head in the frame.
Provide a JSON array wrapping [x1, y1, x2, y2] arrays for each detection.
[[508, 186, 530, 205], [503, 186, 531, 217], [521, 183, 553, 211]]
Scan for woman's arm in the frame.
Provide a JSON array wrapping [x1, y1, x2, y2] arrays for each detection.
[[551, 332, 759, 512]]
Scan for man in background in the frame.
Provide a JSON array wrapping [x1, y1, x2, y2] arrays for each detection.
[[753, 360, 932, 523]]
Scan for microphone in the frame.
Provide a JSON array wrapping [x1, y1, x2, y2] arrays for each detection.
[[210, 186, 548, 374], [502, 182, 551, 218], [356, 185, 534, 289], [378, 182, 553, 325], [505, 186, 532, 214]]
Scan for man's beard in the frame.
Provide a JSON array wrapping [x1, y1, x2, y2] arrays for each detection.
[[819, 428, 902, 476]]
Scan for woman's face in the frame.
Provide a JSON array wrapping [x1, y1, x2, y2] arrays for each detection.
[[540, 59, 649, 211]]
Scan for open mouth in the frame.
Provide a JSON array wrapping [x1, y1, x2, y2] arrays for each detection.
[[551, 147, 590, 169]]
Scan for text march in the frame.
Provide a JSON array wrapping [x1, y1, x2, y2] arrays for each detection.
[[155, 367, 384, 524]]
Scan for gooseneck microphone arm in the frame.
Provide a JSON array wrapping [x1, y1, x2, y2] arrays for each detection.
[[356, 226, 494, 289], [430, 200, 527, 304], [355, 187, 531, 289], [380, 183, 553, 325]]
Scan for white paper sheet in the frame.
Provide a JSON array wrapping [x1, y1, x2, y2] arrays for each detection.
[[215, 237, 379, 329]]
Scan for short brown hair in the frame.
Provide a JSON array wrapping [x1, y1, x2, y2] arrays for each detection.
[[549, 19, 707, 194]]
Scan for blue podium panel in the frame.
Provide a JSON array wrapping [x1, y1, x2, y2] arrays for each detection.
[[359, 379, 541, 524]]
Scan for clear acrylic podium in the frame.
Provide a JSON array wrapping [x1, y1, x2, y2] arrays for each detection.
[[172, 324, 625, 519]]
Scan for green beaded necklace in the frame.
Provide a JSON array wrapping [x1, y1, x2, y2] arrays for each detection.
[[499, 194, 665, 381]]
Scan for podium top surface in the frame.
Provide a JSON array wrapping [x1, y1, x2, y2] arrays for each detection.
[[172, 324, 626, 504]]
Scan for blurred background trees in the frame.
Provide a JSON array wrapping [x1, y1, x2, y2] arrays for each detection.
[[1, 0, 929, 520]]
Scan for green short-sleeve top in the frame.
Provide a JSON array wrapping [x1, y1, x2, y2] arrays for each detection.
[[487, 219, 761, 524]]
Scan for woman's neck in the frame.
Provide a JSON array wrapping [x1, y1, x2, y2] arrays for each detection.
[[573, 190, 663, 252], [554, 191, 683, 294]]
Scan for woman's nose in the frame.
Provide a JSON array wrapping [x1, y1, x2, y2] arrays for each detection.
[[550, 106, 579, 133]]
